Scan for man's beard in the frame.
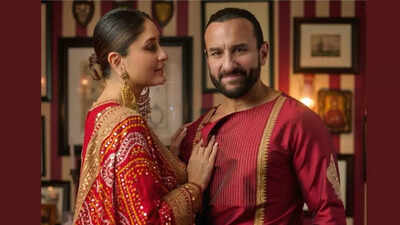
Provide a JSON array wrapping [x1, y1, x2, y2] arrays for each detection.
[[209, 64, 260, 99]]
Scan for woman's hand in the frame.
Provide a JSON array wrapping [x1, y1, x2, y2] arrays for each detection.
[[169, 123, 191, 156], [187, 136, 218, 191]]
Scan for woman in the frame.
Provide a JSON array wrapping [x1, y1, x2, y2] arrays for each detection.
[[73, 8, 218, 225]]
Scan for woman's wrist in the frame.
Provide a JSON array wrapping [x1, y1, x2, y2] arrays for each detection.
[[182, 182, 203, 213], [186, 182, 202, 193]]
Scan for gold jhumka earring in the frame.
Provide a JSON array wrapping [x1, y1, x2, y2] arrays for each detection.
[[119, 71, 151, 120], [120, 71, 138, 111]]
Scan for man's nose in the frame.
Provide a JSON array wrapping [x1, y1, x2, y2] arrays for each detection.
[[221, 53, 237, 73]]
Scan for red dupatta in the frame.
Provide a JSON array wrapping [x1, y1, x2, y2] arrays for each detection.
[[73, 102, 200, 225]]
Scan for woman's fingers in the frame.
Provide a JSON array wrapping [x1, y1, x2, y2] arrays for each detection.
[[203, 136, 216, 158], [209, 142, 218, 163], [194, 139, 203, 155]]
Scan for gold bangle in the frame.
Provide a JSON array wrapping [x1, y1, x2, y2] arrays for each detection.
[[187, 182, 202, 193]]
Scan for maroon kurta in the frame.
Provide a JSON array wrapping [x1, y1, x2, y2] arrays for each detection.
[[179, 94, 346, 225]]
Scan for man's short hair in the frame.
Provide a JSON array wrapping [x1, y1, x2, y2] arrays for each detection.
[[204, 7, 264, 49]]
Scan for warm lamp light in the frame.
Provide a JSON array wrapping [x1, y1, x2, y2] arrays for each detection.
[[81, 77, 89, 86], [300, 97, 314, 108], [41, 76, 46, 86]]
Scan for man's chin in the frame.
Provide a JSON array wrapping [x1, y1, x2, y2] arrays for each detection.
[[219, 86, 249, 99]]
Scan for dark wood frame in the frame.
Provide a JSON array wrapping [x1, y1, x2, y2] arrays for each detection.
[[41, 180, 71, 222], [293, 18, 360, 74], [338, 154, 354, 217], [41, 1, 52, 101], [41, 116, 46, 177], [66, 36, 193, 183], [201, 0, 275, 93], [41, 204, 57, 225], [58, 37, 93, 155], [317, 89, 352, 134], [303, 153, 354, 217], [58, 37, 193, 155], [159, 36, 193, 125]]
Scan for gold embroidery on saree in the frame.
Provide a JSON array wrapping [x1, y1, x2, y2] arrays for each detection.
[[73, 106, 140, 224], [74, 105, 191, 224], [148, 129, 187, 185], [327, 154, 342, 200], [163, 186, 194, 225], [254, 95, 286, 225]]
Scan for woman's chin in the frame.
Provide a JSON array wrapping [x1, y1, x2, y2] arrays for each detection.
[[150, 77, 166, 87]]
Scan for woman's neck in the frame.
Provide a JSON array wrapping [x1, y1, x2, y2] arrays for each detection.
[[95, 75, 143, 104]]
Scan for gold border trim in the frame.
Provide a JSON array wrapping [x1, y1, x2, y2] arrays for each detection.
[[327, 154, 342, 200], [149, 129, 188, 185], [163, 186, 194, 225], [192, 107, 218, 148], [73, 106, 140, 224], [254, 95, 286, 225]]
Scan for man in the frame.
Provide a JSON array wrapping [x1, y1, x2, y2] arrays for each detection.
[[179, 8, 346, 225]]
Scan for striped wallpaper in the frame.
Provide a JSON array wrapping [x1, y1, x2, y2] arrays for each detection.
[[41, 1, 366, 224]]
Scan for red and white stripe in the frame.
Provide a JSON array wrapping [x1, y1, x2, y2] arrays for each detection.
[[47, 2, 365, 224]]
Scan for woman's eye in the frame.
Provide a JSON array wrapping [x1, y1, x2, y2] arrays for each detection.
[[145, 43, 157, 52]]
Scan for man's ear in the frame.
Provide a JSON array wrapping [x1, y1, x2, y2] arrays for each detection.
[[107, 52, 123, 73], [259, 42, 269, 65]]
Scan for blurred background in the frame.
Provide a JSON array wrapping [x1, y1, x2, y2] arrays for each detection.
[[41, 1, 366, 225]]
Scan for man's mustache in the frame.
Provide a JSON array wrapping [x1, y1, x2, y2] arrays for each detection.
[[218, 68, 247, 80]]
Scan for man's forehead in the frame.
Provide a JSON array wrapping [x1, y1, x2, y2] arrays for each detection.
[[204, 18, 256, 49]]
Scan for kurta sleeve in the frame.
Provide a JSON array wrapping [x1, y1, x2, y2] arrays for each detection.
[[115, 116, 202, 225], [291, 110, 346, 225]]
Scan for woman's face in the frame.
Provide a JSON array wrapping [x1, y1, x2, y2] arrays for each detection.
[[122, 19, 168, 89]]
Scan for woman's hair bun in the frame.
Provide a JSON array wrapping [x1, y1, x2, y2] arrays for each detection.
[[88, 53, 103, 80]]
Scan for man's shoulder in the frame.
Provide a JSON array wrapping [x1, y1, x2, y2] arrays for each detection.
[[188, 108, 216, 129], [278, 94, 322, 124]]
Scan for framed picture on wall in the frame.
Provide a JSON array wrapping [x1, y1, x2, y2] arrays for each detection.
[[58, 37, 96, 155], [41, 204, 57, 225], [337, 154, 354, 217], [303, 154, 354, 217], [41, 116, 46, 177], [41, 180, 71, 224], [149, 37, 193, 145], [293, 18, 359, 74], [201, 0, 275, 93], [58, 37, 193, 154], [41, 1, 52, 101], [317, 89, 352, 134]]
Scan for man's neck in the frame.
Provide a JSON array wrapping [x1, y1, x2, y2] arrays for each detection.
[[221, 81, 278, 114]]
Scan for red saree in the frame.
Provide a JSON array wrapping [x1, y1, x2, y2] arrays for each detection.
[[73, 102, 201, 225]]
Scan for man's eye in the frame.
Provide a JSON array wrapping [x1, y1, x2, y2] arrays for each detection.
[[210, 51, 221, 56], [237, 47, 247, 52]]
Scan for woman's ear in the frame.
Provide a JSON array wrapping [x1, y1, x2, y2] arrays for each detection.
[[107, 52, 122, 74], [259, 42, 269, 66]]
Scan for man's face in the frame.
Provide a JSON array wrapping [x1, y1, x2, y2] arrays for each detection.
[[204, 18, 268, 98]]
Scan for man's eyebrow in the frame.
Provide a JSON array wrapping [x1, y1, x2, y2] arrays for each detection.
[[208, 47, 222, 52], [231, 43, 248, 49]]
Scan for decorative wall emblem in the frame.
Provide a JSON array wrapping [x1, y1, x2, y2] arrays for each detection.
[[73, 0, 95, 27], [112, 1, 134, 10], [152, 1, 174, 28]]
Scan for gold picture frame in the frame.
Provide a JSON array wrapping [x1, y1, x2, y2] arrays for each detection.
[[318, 89, 352, 134]]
